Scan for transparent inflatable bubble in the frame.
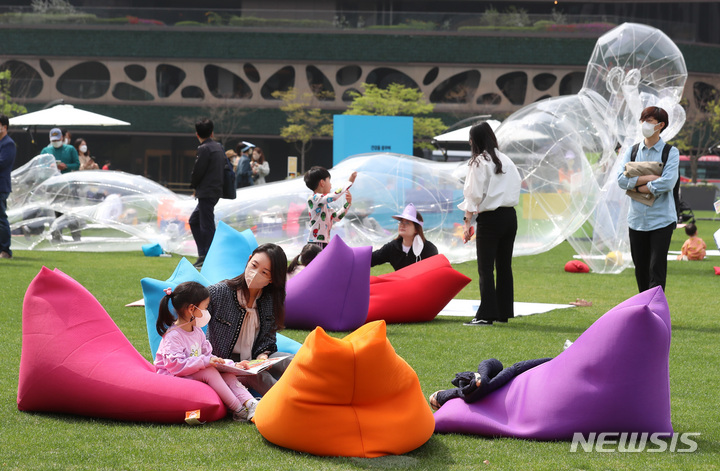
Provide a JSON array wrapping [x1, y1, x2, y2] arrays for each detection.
[[7, 23, 687, 271]]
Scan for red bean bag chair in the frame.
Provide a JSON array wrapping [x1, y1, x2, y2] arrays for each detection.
[[366, 255, 471, 323], [433, 286, 673, 439], [18, 267, 226, 424], [254, 320, 435, 457], [564, 260, 590, 273]]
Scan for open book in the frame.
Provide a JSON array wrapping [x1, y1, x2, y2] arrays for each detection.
[[212, 356, 288, 376]]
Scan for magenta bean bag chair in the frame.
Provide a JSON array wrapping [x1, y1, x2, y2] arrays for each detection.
[[366, 255, 471, 323], [285, 236, 371, 331], [18, 267, 226, 423], [433, 286, 673, 439]]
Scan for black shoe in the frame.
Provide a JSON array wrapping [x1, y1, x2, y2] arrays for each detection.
[[193, 255, 205, 268], [464, 319, 493, 326]]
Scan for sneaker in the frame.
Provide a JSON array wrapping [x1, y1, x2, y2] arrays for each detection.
[[0, 251, 11, 259], [463, 318, 493, 326], [233, 398, 259, 422], [193, 255, 205, 269]]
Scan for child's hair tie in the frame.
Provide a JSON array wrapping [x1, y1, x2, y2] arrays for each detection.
[[163, 287, 172, 296]]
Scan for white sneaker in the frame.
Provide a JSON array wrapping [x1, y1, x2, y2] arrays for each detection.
[[233, 398, 259, 422]]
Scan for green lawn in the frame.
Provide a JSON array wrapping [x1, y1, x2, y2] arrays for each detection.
[[1, 215, 719, 470]]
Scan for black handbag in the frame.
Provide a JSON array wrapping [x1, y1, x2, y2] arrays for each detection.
[[222, 158, 236, 200]]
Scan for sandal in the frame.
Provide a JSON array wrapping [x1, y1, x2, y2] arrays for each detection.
[[428, 391, 442, 411]]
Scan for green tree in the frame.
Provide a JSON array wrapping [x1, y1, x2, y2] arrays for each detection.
[[273, 88, 333, 173], [0, 70, 28, 117], [670, 93, 720, 183], [343, 83, 446, 151], [175, 101, 251, 148]]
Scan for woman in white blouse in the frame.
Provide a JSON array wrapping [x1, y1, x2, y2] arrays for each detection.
[[459, 122, 521, 326]]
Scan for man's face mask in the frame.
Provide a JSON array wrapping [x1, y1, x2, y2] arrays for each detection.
[[51, 141, 63, 148]]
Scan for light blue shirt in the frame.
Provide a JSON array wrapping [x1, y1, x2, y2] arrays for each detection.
[[616, 138, 679, 231]]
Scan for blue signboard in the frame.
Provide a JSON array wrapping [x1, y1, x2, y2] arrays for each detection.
[[333, 115, 413, 166]]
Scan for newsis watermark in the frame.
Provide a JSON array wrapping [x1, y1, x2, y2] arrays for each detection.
[[570, 432, 700, 453]]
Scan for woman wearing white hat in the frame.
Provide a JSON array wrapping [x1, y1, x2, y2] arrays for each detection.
[[370, 203, 438, 271]]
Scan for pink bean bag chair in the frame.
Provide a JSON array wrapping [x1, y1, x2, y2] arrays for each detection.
[[285, 236, 371, 331], [18, 267, 226, 423], [367, 255, 471, 323], [433, 287, 673, 439]]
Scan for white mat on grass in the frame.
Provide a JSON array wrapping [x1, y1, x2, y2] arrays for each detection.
[[438, 299, 574, 318], [126, 298, 145, 307]]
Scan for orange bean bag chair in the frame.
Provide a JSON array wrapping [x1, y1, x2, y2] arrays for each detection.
[[17, 267, 226, 423], [367, 255, 471, 323], [254, 320, 435, 457]]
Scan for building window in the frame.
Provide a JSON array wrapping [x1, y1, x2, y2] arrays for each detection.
[[57, 61, 110, 99], [424, 67, 439, 85], [181, 86, 205, 99], [336, 65, 361, 86], [533, 73, 556, 91], [342, 88, 361, 102], [112, 83, 154, 101], [366, 68, 418, 89], [261, 66, 296, 99], [0, 60, 43, 98], [204, 65, 251, 99], [306, 66, 335, 100], [244, 63, 260, 83], [39, 59, 54, 77], [430, 70, 480, 104], [496, 72, 527, 105], [125, 64, 147, 82], [156, 64, 186, 98], [559, 72, 585, 96], [477, 93, 502, 105]]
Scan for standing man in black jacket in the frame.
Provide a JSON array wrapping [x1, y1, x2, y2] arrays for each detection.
[[189, 118, 225, 268]]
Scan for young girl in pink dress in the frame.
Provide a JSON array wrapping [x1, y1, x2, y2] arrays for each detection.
[[154, 281, 258, 422]]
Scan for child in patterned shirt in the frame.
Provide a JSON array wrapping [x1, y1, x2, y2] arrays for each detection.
[[303, 166, 357, 248]]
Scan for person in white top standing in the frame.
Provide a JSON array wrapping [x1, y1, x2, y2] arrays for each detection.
[[459, 122, 522, 326]]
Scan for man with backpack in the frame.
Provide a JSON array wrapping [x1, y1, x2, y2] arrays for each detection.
[[617, 106, 679, 293]]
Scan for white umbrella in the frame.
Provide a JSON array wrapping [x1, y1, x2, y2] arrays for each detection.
[[9, 104, 130, 127], [433, 119, 501, 143]]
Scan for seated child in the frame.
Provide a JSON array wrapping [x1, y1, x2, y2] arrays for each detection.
[[678, 222, 706, 261], [287, 243, 322, 280], [429, 358, 551, 411], [155, 281, 259, 422], [303, 166, 357, 248]]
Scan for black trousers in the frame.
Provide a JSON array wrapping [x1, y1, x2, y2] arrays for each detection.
[[474, 206, 517, 322], [628, 222, 675, 293], [189, 197, 219, 258]]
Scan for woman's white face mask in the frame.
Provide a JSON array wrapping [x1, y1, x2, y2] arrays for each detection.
[[641, 121, 660, 138]]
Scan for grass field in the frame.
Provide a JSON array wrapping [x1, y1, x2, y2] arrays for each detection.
[[1, 215, 719, 470]]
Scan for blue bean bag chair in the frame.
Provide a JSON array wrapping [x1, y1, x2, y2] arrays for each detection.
[[200, 221, 258, 283], [18, 267, 226, 424], [433, 287, 673, 439], [285, 236, 371, 331]]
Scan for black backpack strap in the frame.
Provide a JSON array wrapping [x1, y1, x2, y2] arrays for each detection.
[[630, 143, 640, 162], [661, 143, 671, 165]]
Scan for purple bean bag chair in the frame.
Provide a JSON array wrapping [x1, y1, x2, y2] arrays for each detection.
[[285, 236, 371, 331], [433, 286, 672, 439]]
